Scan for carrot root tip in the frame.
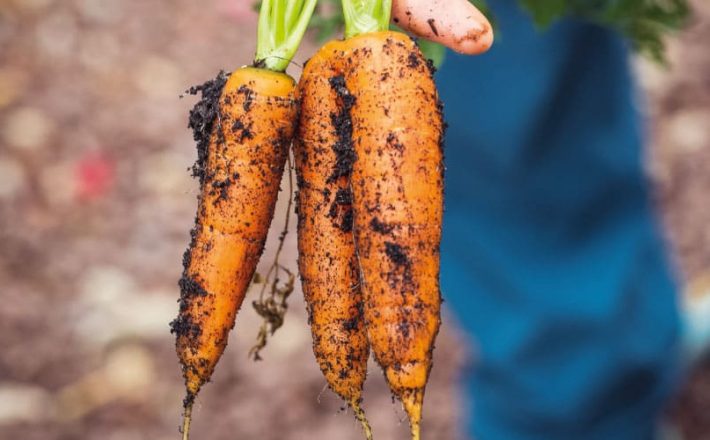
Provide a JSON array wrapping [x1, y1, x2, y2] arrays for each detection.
[[180, 396, 194, 440], [401, 388, 424, 440], [410, 423, 421, 440], [351, 400, 373, 440]]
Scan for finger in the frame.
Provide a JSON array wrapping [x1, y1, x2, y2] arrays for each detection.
[[392, 0, 493, 55]]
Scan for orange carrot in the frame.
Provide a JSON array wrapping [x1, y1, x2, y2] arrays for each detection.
[[294, 42, 372, 438], [345, 31, 444, 440], [172, 66, 297, 436], [171, 1, 316, 438]]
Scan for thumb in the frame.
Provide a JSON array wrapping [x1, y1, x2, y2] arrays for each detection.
[[392, 0, 493, 55]]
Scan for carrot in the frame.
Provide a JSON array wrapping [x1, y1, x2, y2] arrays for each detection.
[[296, 1, 445, 438], [294, 42, 372, 438], [170, 1, 316, 438], [346, 31, 443, 440]]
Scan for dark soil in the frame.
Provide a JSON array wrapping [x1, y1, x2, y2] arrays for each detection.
[[384, 242, 409, 266], [328, 75, 357, 183], [185, 71, 230, 184]]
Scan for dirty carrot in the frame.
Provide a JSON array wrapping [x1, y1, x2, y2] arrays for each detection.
[[342, 1, 444, 438], [294, 45, 372, 438], [348, 33, 444, 438], [170, 1, 316, 439]]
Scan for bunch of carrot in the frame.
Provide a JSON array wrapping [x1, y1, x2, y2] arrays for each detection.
[[295, 1, 446, 438], [171, 0, 485, 439]]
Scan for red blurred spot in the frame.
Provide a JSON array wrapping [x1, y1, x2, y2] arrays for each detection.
[[75, 152, 115, 202]]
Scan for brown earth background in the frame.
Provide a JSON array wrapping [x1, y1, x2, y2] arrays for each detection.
[[0, 0, 709, 439]]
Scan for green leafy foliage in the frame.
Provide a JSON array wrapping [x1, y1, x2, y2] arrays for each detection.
[[518, 0, 568, 27], [499, 0, 691, 63]]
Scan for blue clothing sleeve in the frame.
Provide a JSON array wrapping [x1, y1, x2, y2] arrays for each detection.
[[436, 2, 681, 439]]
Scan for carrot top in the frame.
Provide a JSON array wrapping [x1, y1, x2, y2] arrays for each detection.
[[255, 0, 318, 71], [342, 0, 392, 38]]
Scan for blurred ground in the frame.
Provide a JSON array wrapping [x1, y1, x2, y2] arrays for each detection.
[[0, 0, 708, 439]]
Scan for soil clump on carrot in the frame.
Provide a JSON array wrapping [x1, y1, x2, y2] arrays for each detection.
[[185, 71, 229, 184]]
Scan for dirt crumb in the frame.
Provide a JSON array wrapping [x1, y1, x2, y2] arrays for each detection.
[[407, 52, 421, 69], [384, 242, 409, 266], [427, 18, 439, 36], [370, 217, 394, 234]]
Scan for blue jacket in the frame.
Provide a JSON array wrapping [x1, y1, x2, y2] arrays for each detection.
[[436, 2, 681, 439]]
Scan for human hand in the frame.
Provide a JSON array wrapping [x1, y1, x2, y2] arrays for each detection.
[[392, 0, 493, 55]]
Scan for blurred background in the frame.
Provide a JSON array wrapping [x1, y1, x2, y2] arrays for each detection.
[[0, 0, 709, 439]]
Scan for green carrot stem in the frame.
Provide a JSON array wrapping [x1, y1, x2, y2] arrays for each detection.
[[255, 0, 318, 72], [342, 0, 392, 38]]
